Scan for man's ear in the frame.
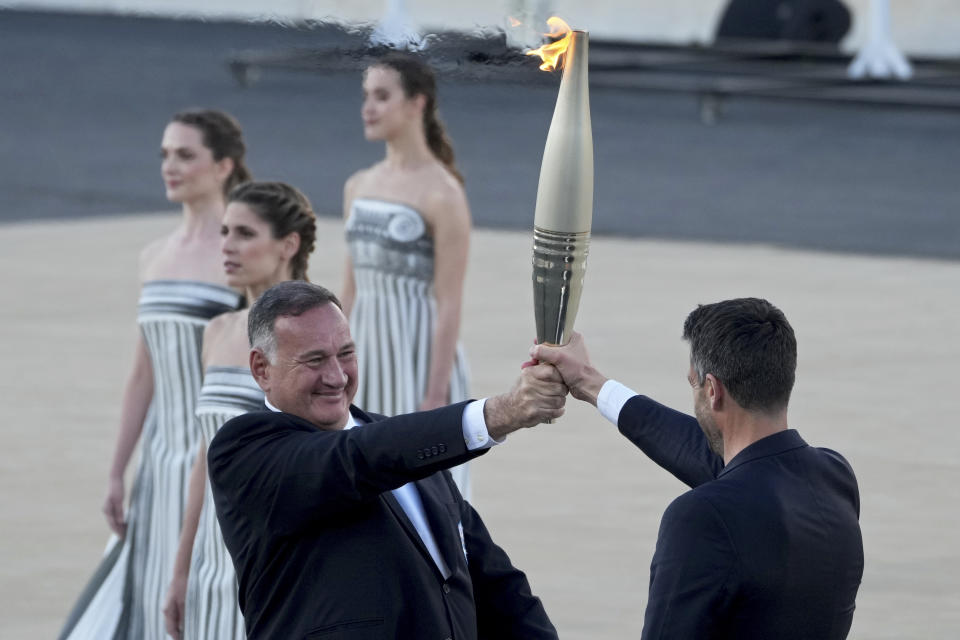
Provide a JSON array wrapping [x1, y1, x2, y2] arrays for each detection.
[[250, 348, 271, 393], [705, 373, 724, 410]]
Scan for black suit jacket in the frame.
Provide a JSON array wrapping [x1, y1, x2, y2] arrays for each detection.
[[618, 396, 863, 639], [208, 402, 557, 640]]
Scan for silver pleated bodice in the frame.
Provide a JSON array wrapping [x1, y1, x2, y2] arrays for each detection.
[[345, 198, 470, 418]]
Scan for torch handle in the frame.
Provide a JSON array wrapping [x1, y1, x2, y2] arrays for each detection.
[[532, 227, 590, 347]]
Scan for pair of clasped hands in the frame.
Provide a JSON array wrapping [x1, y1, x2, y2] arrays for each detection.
[[482, 333, 602, 441]]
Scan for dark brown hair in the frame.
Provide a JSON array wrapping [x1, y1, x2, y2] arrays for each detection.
[[683, 298, 797, 413], [372, 53, 463, 184], [227, 181, 317, 282], [171, 108, 252, 195]]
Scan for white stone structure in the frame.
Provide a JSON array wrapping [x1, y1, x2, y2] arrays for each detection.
[[4, 0, 959, 57], [848, 0, 913, 80]]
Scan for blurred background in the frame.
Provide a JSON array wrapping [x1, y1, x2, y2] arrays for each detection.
[[1, 2, 958, 638], [1, 0, 958, 256], [5, 0, 960, 54]]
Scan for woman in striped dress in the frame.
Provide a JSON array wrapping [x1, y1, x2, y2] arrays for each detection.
[[162, 182, 317, 640], [58, 109, 250, 640], [341, 53, 472, 498]]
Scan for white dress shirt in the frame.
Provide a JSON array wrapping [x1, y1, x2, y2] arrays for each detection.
[[596, 379, 639, 425], [263, 397, 500, 578]]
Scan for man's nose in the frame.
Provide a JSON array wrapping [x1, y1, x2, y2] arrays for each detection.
[[320, 360, 347, 387]]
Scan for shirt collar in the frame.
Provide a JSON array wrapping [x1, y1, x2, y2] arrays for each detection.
[[264, 396, 359, 429]]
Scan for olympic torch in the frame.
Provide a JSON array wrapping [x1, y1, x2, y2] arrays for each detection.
[[528, 20, 593, 347]]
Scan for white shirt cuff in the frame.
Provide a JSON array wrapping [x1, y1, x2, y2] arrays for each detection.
[[597, 380, 638, 426], [462, 398, 502, 450]]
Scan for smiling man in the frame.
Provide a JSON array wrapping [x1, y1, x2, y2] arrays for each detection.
[[207, 281, 562, 640]]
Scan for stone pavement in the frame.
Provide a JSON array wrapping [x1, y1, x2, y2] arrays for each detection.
[[1, 213, 957, 638]]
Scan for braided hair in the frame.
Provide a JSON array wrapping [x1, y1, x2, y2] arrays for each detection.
[[227, 181, 317, 281], [171, 109, 252, 195], [373, 52, 464, 184]]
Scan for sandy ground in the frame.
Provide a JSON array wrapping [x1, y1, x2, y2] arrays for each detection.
[[1, 213, 958, 638]]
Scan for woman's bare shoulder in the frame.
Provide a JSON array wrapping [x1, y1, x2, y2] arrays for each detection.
[[422, 165, 469, 219], [344, 165, 383, 216], [138, 234, 172, 280], [205, 308, 247, 339], [202, 308, 250, 366], [345, 164, 385, 195]]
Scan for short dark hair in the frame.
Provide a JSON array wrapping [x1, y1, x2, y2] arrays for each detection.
[[683, 298, 797, 413], [248, 281, 342, 361]]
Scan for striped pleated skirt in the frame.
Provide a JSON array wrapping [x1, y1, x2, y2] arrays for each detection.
[[59, 280, 240, 640]]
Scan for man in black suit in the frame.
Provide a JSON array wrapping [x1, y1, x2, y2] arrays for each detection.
[[208, 281, 562, 639], [533, 297, 863, 639]]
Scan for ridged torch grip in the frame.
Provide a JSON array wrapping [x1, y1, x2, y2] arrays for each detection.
[[532, 226, 590, 346]]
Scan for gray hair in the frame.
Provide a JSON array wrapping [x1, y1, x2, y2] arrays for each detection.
[[682, 297, 797, 413], [248, 281, 342, 362]]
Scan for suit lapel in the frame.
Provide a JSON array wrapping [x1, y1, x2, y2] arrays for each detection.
[[380, 491, 445, 577], [417, 474, 466, 570], [356, 406, 451, 580]]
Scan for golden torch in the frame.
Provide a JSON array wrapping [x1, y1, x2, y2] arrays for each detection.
[[527, 19, 593, 347]]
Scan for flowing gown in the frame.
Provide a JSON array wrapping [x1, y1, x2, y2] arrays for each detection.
[[346, 198, 471, 498], [183, 366, 263, 640], [59, 280, 240, 640]]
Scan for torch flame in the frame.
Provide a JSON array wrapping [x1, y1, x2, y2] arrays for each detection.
[[525, 16, 573, 72]]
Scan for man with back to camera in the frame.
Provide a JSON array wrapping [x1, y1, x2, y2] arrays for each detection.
[[533, 297, 864, 639], [207, 281, 563, 639]]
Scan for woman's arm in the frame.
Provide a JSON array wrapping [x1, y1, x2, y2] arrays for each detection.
[[103, 332, 153, 536], [341, 256, 357, 319], [420, 183, 471, 410], [340, 173, 360, 317], [163, 445, 207, 640]]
